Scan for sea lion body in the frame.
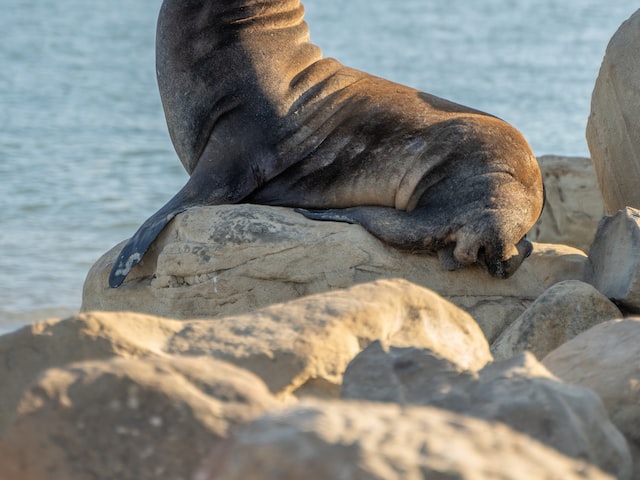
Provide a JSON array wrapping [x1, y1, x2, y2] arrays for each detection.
[[109, 0, 544, 287]]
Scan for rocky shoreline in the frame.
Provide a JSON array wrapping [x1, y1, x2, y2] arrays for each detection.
[[2, 8, 639, 480], [3, 165, 639, 479], [2, 275, 638, 479]]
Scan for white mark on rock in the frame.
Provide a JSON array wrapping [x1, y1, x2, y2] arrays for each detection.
[[127, 396, 140, 410], [149, 416, 163, 428]]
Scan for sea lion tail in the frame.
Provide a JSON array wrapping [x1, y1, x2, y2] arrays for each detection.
[[108, 184, 196, 288]]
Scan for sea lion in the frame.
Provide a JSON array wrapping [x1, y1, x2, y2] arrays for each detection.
[[109, 0, 544, 288]]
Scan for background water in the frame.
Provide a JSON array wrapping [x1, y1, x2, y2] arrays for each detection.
[[1, 0, 635, 333]]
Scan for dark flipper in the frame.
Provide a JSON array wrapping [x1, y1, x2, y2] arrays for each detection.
[[295, 206, 532, 278], [295, 206, 441, 251], [110, 174, 243, 288], [478, 236, 533, 279], [109, 190, 193, 288], [294, 208, 365, 225], [109, 133, 271, 288], [108, 210, 185, 288]]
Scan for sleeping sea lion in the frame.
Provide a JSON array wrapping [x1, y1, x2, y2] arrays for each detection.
[[109, 0, 544, 287]]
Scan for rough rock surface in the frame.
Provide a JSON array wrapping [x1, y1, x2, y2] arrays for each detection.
[[162, 278, 493, 397], [82, 204, 588, 341], [3, 276, 638, 479], [586, 9, 640, 214], [585, 207, 640, 313], [0, 279, 491, 433], [196, 400, 615, 480], [543, 319, 640, 450], [341, 343, 631, 478], [0, 312, 180, 434], [491, 280, 622, 360], [529, 155, 605, 251], [0, 356, 278, 480], [0, 311, 183, 434]]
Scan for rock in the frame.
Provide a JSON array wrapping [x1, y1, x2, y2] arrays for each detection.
[[341, 341, 476, 406], [0, 279, 490, 432], [0, 311, 183, 435], [585, 207, 640, 312], [196, 400, 615, 480], [586, 9, 640, 214], [491, 280, 622, 360], [341, 345, 631, 478], [543, 319, 640, 447], [529, 155, 605, 252], [0, 355, 278, 480], [82, 204, 588, 340], [164, 278, 494, 400]]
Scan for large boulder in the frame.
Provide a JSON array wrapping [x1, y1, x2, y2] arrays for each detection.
[[491, 280, 622, 360], [585, 207, 640, 313], [586, 9, 640, 214], [82, 204, 588, 341], [0, 279, 490, 433], [0, 311, 184, 434], [197, 400, 616, 480], [161, 278, 493, 397], [5, 261, 638, 479], [528, 155, 604, 252], [0, 356, 277, 480], [341, 343, 631, 478], [543, 319, 640, 455]]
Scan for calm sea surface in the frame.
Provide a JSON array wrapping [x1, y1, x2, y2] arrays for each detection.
[[1, 0, 635, 333]]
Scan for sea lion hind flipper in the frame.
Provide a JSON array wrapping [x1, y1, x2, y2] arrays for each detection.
[[296, 206, 532, 278], [295, 206, 441, 251], [294, 208, 363, 225]]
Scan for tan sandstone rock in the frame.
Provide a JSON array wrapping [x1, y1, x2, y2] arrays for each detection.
[[0, 356, 277, 480], [586, 9, 640, 214], [0, 279, 490, 432], [529, 155, 605, 251], [585, 207, 640, 312], [491, 280, 622, 360], [163, 278, 493, 398], [342, 344, 631, 478], [0, 311, 182, 435], [196, 400, 615, 480], [82, 204, 588, 340], [543, 319, 640, 450]]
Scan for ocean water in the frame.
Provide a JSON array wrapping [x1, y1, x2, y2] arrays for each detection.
[[0, 0, 635, 333]]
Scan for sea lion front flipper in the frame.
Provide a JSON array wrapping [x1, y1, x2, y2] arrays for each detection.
[[108, 184, 196, 288], [109, 134, 273, 288], [109, 212, 181, 288]]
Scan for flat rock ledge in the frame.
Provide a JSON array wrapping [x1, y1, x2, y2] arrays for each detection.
[[82, 204, 587, 342]]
